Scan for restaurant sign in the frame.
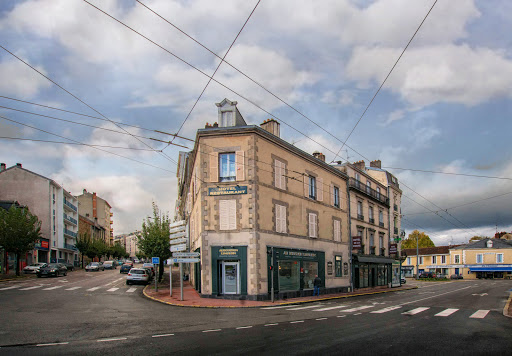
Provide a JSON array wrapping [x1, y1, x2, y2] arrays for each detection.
[[352, 236, 362, 249], [208, 186, 247, 196]]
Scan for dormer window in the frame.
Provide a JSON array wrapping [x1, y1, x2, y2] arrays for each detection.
[[220, 111, 233, 127], [216, 98, 246, 127]]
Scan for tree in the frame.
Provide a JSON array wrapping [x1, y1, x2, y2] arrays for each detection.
[[111, 242, 127, 260], [138, 202, 171, 281], [0, 206, 42, 276], [75, 232, 91, 268], [85, 238, 107, 261], [401, 230, 435, 249]]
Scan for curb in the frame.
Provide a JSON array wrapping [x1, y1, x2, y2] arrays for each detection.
[[0, 276, 33, 283], [143, 285, 418, 309], [503, 291, 512, 318]]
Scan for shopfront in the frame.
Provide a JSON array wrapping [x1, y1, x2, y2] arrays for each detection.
[[469, 265, 512, 279], [35, 238, 49, 263], [267, 247, 325, 298], [352, 255, 394, 289], [211, 246, 247, 297]]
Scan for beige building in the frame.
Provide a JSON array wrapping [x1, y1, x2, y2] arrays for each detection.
[[77, 189, 113, 245], [402, 246, 455, 277], [125, 231, 140, 259]]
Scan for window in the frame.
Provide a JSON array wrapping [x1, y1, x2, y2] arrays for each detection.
[[376, 187, 381, 199], [274, 160, 286, 190], [275, 204, 287, 233], [497, 253, 504, 263], [333, 220, 341, 242], [432, 256, 437, 264], [355, 173, 361, 189], [419, 256, 423, 265], [366, 181, 371, 194], [219, 153, 236, 182], [309, 176, 316, 199], [379, 210, 384, 227], [379, 234, 383, 250], [455, 255, 460, 264], [308, 213, 317, 238], [407, 257, 411, 265], [369, 232, 375, 254], [333, 186, 340, 208], [369, 206, 374, 223], [219, 200, 236, 230], [335, 256, 342, 277], [476, 254, 483, 264], [441, 255, 446, 264], [220, 111, 233, 126], [357, 201, 363, 220]]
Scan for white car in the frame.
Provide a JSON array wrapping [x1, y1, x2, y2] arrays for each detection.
[[23, 263, 48, 274], [126, 268, 150, 285]]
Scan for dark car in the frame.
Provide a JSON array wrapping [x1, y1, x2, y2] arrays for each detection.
[[450, 274, 463, 279], [61, 262, 75, 271], [37, 263, 68, 277], [103, 261, 116, 270], [419, 272, 437, 279], [120, 264, 132, 274]]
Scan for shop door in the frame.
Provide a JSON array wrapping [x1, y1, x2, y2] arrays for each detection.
[[370, 266, 377, 287], [222, 262, 240, 294]]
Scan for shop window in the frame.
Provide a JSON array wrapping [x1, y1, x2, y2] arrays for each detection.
[[275, 204, 287, 233], [274, 159, 286, 190], [219, 200, 236, 230], [308, 213, 318, 238], [278, 261, 300, 291], [303, 261, 318, 289], [335, 256, 342, 277], [497, 254, 504, 263]]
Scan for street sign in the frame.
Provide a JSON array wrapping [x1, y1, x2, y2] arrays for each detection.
[[173, 252, 200, 258], [170, 237, 188, 245], [172, 258, 200, 263], [170, 225, 186, 234], [170, 220, 186, 228], [170, 244, 187, 252], [152, 257, 160, 264], [169, 232, 187, 241]]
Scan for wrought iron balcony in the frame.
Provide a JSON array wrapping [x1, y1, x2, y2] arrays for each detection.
[[63, 199, 77, 212], [63, 213, 77, 225], [349, 178, 389, 205], [379, 222, 385, 227], [64, 243, 78, 251], [357, 214, 365, 221], [64, 228, 77, 238], [369, 218, 375, 224], [380, 248, 386, 256]]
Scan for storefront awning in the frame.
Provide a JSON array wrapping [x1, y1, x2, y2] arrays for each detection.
[[354, 256, 395, 264], [469, 266, 512, 272]]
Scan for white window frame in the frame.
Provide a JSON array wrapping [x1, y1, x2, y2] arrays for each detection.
[[308, 213, 317, 238], [357, 201, 363, 217], [497, 253, 504, 263], [454, 255, 460, 264], [275, 204, 287, 234], [432, 256, 437, 264], [476, 254, 483, 264], [419, 256, 423, 265], [333, 186, 340, 208], [219, 153, 236, 182]]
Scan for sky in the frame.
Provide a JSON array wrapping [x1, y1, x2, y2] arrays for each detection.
[[0, 0, 511, 245]]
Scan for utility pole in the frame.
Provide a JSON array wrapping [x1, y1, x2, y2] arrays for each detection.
[[416, 234, 419, 280]]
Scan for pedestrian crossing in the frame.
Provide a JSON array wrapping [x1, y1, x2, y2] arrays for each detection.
[[0, 283, 144, 294], [261, 303, 492, 319]]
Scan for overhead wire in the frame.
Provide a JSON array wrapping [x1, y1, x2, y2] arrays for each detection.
[[0, 136, 157, 151]]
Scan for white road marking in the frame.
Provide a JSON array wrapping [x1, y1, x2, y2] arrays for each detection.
[[353, 313, 363, 315], [261, 305, 296, 310], [264, 323, 278, 326], [236, 326, 253, 329], [371, 306, 402, 314], [202, 329, 221, 333], [402, 307, 430, 315], [340, 305, 374, 313], [286, 304, 325, 311], [107, 288, 119, 292], [36, 342, 69, 347], [290, 321, 304, 324], [0, 285, 22, 290], [435, 308, 459, 317], [313, 305, 350, 312], [152, 334, 174, 338], [315, 318, 328, 321], [19, 286, 43, 291], [66, 287, 82, 291], [86, 287, 101, 291], [126, 288, 137, 293], [97, 337, 127, 342], [42, 286, 63, 290], [399, 286, 473, 306], [470, 310, 489, 319], [336, 315, 347, 318], [103, 278, 124, 287]]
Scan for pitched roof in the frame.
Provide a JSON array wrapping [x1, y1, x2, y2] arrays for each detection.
[[402, 245, 460, 256], [452, 238, 512, 250]]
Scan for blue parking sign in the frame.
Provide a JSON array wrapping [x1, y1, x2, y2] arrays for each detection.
[[152, 257, 160, 264]]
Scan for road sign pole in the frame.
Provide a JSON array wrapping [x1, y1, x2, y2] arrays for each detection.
[[180, 262, 183, 301], [170, 261, 172, 297], [154, 263, 158, 292]]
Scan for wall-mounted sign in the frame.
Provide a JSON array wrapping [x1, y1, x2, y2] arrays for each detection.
[[389, 243, 397, 254], [327, 261, 333, 275], [35, 238, 49, 251], [352, 236, 362, 249], [208, 186, 247, 196], [281, 250, 317, 259], [219, 248, 239, 258]]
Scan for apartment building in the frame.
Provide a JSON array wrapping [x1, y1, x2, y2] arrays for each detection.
[[78, 214, 106, 242], [0, 163, 79, 266], [402, 246, 454, 277], [176, 99, 352, 300], [77, 189, 113, 245], [125, 231, 141, 259]]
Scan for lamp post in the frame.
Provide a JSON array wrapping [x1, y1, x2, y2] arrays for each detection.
[[416, 233, 419, 280]]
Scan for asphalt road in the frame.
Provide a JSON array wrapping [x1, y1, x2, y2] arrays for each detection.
[[1, 270, 511, 355]]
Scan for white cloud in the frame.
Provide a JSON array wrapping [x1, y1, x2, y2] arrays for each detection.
[[0, 58, 51, 97], [321, 90, 356, 107]]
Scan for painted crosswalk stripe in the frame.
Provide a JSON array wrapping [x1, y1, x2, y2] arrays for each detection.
[[261, 305, 296, 310], [66, 287, 81, 291], [107, 288, 119, 292], [470, 310, 489, 319], [42, 286, 63, 290], [86, 287, 101, 291], [314, 305, 352, 312], [287, 304, 325, 311], [435, 308, 459, 317], [126, 288, 136, 293], [19, 286, 43, 291], [402, 307, 430, 315], [0, 285, 22, 290], [341, 305, 374, 313], [371, 306, 402, 314]]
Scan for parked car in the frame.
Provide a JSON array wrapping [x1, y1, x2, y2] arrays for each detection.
[[61, 262, 75, 271], [142, 263, 155, 277], [23, 262, 48, 274], [37, 263, 68, 277], [126, 268, 150, 285], [120, 264, 132, 274], [85, 262, 104, 272], [401, 276, 406, 284], [124, 260, 134, 267], [141, 267, 153, 281], [419, 272, 437, 279], [103, 261, 116, 270], [450, 274, 464, 279]]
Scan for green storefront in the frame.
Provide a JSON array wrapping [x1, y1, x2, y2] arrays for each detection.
[[267, 247, 325, 298], [211, 246, 248, 296], [352, 255, 394, 289]]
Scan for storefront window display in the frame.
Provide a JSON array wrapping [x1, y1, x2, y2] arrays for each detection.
[[278, 260, 300, 291], [302, 261, 318, 289]]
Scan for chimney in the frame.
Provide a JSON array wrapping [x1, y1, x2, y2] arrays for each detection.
[[16, 163, 22, 168], [312, 151, 325, 162], [0, 163, 5, 171], [370, 160, 381, 169], [260, 118, 280, 137], [353, 160, 365, 171]]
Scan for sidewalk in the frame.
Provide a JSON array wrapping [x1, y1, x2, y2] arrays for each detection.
[[144, 268, 418, 308]]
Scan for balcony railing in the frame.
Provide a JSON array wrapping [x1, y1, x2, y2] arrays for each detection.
[[63, 213, 77, 225], [63, 199, 77, 212], [394, 227, 399, 235], [369, 218, 375, 224], [64, 228, 77, 238], [349, 178, 389, 205], [380, 248, 386, 256], [379, 222, 384, 227], [64, 243, 78, 251], [357, 214, 364, 221], [370, 246, 376, 255]]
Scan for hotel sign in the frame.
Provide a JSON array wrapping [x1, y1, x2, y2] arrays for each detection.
[[352, 236, 362, 249], [208, 186, 247, 196]]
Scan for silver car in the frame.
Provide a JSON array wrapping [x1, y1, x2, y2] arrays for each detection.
[[126, 268, 150, 285], [23, 263, 48, 274], [85, 262, 104, 272]]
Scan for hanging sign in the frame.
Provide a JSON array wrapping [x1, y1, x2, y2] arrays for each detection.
[[352, 236, 362, 249]]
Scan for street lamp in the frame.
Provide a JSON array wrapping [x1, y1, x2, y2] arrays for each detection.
[[416, 233, 419, 280]]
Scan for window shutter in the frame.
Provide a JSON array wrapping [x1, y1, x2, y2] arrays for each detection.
[[194, 169, 199, 195], [235, 151, 245, 181], [210, 152, 219, 183], [228, 200, 237, 230], [219, 200, 229, 230], [280, 161, 286, 190], [274, 160, 280, 189], [276, 205, 286, 233], [309, 213, 317, 238], [281, 205, 287, 233], [303, 175, 308, 197], [330, 184, 334, 206], [317, 178, 323, 202], [334, 220, 341, 242]]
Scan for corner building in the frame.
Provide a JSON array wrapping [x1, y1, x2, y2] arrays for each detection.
[[178, 99, 351, 300]]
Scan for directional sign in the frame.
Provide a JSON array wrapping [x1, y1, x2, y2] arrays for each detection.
[[170, 226, 186, 234], [169, 232, 187, 240], [170, 237, 188, 245], [152, 257, 160, 264], [170, 244, 187, 252], [172, 258, 200, 263], [173, 252, 200, 258], [170, 220, 186, 228]]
